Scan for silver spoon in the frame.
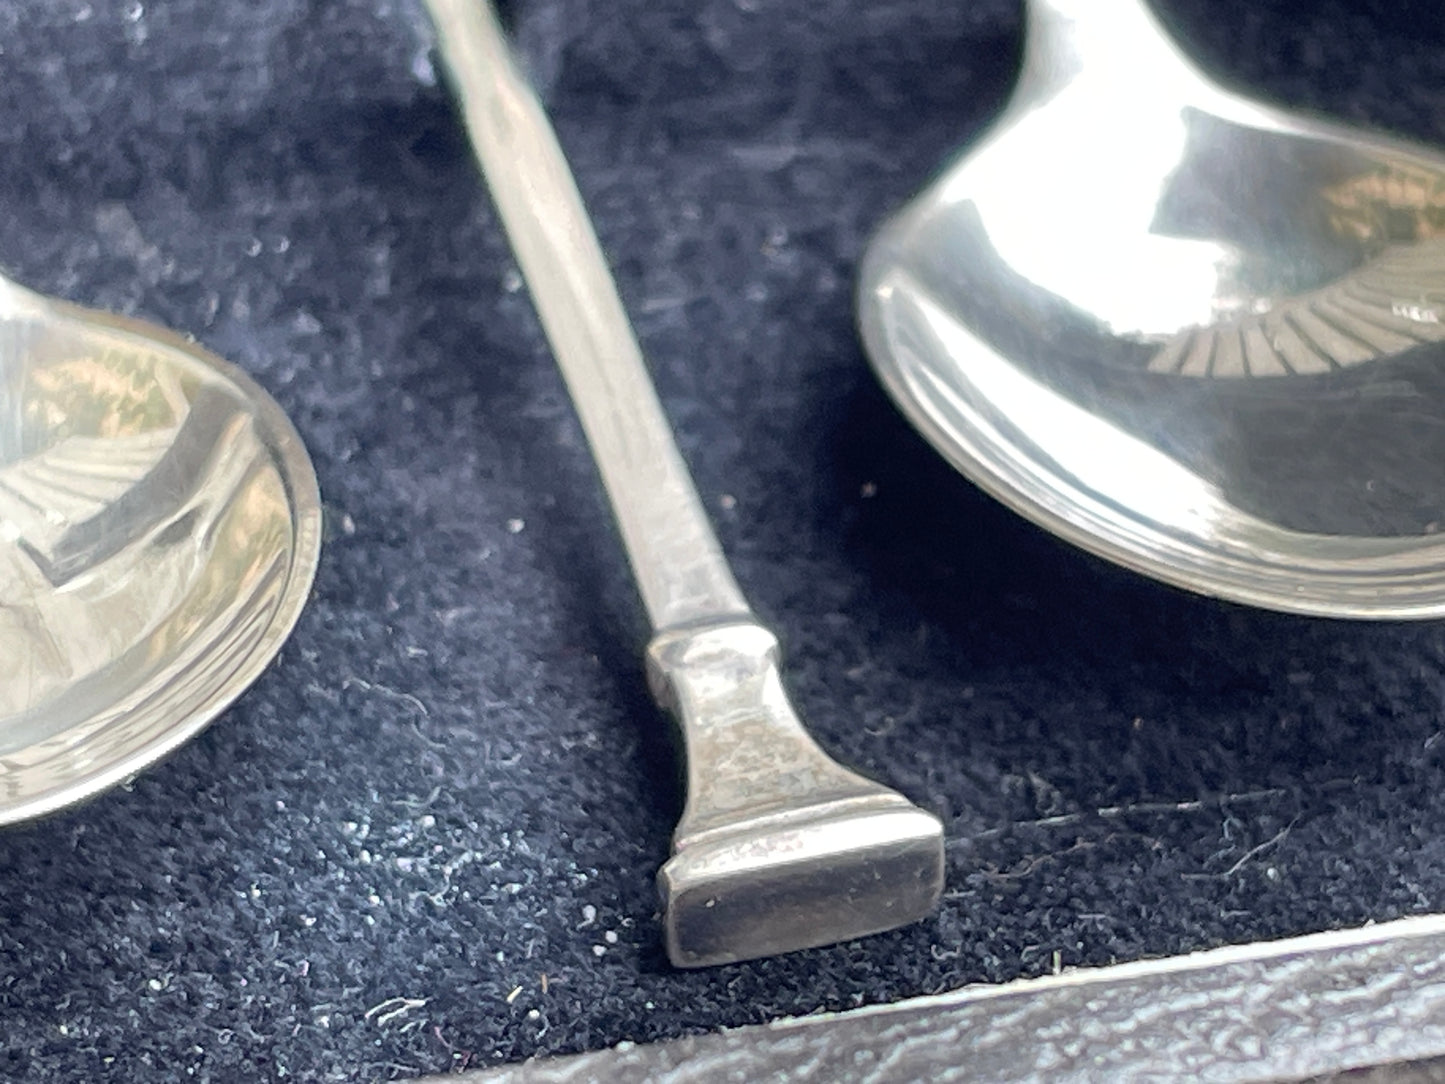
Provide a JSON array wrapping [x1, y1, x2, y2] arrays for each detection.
[[860, 0, 1445, 618], [0, 272, 320, 823], [424, 0, 944, 967]]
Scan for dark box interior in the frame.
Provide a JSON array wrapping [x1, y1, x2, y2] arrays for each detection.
[[2, 0, 1444, 1078]]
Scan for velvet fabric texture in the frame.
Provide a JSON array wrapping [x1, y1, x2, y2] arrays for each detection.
[[1, 0, 1443, 1079]]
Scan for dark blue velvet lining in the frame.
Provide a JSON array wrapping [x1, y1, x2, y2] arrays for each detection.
[[0, 0, 1442, 1078]]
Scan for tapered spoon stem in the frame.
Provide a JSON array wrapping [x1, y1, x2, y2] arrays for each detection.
[[425, 0, 944, 966], [423, 0, 745, 632], [1020, 0, 1209, 104]]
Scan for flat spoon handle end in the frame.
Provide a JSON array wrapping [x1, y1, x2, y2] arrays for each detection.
[[649, 620, 944, 967]]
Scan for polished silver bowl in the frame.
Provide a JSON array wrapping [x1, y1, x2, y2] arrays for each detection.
[[860, 0, 1445, 618], [0, 274, 320, 823]]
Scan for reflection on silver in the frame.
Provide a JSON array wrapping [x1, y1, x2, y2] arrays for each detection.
[[0, 274, 320, 823], [859, 0, 1445, 617], [1148, 240, 1445, 377]]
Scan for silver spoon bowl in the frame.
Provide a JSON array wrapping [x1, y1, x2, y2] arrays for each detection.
[[859, 0, 1445, 618], [0, 273, 320, 823]]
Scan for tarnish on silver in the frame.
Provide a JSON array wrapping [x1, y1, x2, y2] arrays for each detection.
[[859, 0, 1445, 618], [424, 0, 944, 967], [0, 273, 321, 824]]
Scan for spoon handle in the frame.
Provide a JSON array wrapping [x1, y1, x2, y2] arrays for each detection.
[[425, 0, 943, 967], [424, 0, 743, 633]]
